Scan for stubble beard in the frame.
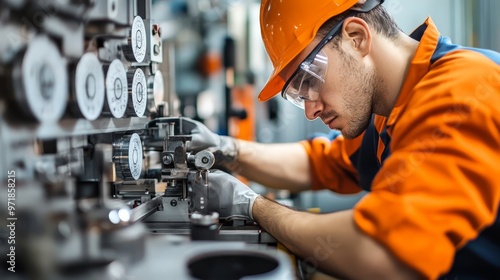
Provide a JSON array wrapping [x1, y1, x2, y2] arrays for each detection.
[[338, 52, 383, 139]]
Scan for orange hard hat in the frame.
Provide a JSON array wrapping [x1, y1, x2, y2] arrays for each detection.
[[258, 0, 359, 102]]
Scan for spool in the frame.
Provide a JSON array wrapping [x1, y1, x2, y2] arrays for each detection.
[[113, 133, 143, 180], [11, 36, 68, 122], [123, 16, 147, 63], [127, 68, 147, 117], [103, 59, 128, 118], [70, 53, 105, 120]]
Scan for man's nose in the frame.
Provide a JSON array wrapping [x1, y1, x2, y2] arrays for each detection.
[[304, 100, 322, 120]]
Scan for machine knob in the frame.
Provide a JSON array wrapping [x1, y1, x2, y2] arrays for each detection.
[[113, 133, 143, 180], [103, 59, 128, 118], [71, 53, 105, 120], [127, 68, 147, 117], [13, 36, 68, 122], [123, 16, 147, 63], [194, 150, 215, 170]]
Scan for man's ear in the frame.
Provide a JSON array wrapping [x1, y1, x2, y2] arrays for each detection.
[[340, 17, 372, 57]]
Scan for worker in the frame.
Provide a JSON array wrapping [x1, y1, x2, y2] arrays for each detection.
[[182, 0, 500, 278]]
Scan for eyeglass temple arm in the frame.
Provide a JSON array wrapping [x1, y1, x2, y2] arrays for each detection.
[[350, 0, 384, 13]]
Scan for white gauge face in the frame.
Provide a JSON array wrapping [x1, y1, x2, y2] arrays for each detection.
[[131, 16, 147, 63], [75, 53, 105, 120], [128, 133, 143, 180], [131, 68, 147, 117], [105, 59, 128, 118], [22, 36, 68, 122]]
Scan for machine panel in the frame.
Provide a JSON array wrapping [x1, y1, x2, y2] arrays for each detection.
[[0, 1, 291, 279]]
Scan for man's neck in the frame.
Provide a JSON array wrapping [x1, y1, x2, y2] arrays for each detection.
[[373, 31, 419, 117]]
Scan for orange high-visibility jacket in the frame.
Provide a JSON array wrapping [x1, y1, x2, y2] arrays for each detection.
[[301, 17, 500, 279]]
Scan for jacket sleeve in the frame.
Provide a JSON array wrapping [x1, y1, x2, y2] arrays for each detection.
[[300, 132, 363, 194], [353, 51, 500, 279]]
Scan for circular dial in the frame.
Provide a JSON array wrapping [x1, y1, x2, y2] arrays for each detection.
[[74, 53, 105, 120], [18, 36, 68, 122], [127, 16, 147, 63], [105, 59, 128, 118], [127, 68, 147, 117], [114, 133, 143, 180]]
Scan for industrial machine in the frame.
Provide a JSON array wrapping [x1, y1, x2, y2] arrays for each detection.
[[0, 1, 292, 279]]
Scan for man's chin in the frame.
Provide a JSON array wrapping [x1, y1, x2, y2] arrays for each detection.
[[339, 125, 368, 140]]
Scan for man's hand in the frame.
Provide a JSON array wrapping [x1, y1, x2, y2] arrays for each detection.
[[176, 117, 239, 171], [207, 170, 259, 220], [176, 117, 220, 152]]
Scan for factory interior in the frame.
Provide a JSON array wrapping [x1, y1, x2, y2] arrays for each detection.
[[0, 0, 499, 279]]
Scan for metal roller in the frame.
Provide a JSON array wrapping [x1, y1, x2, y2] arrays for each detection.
[[127, 68, 147, 117], [11, 36, 68, 122], [103, 59, 128, 118], [113, 133, 143, 180], [71, 53, 105, 120], [123, 16, 147, 63], [148, 70, 165, 113]]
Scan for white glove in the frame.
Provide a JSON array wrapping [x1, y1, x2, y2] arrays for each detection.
[[175, 117, 239, 170], [176, 117, 220, 152], [207, 170, 259, 220]]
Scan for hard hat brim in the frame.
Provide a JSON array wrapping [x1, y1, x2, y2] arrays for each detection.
[[258, 66, 286, 102]]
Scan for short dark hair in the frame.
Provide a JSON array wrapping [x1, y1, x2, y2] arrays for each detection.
[[318, 4, 401, 47]]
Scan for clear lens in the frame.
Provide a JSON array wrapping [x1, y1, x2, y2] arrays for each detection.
[[283, 50, 328, 109]]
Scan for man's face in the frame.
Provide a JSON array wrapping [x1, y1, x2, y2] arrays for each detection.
[[281, 44, 384, 139]]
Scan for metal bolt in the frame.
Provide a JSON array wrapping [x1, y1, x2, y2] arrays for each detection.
[[170, 199, 177, 207], [163, 154, 172, 165], [57, 221, 72, 239]]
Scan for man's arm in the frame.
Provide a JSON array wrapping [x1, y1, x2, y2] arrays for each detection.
[[252, 196, 420, 280], [175, 117, 312, 193], [233, 139, 312, 193]]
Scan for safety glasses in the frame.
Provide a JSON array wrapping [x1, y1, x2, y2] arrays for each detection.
[[281, 22, 343, 109], [281, 0, 384, 109]]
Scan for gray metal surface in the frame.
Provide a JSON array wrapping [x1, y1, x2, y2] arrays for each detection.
[[126, 237, 294, 280]]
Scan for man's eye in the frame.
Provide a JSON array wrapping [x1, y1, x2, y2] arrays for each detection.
[[290, 75, 303, 88], [304, 76, 319, 88]]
